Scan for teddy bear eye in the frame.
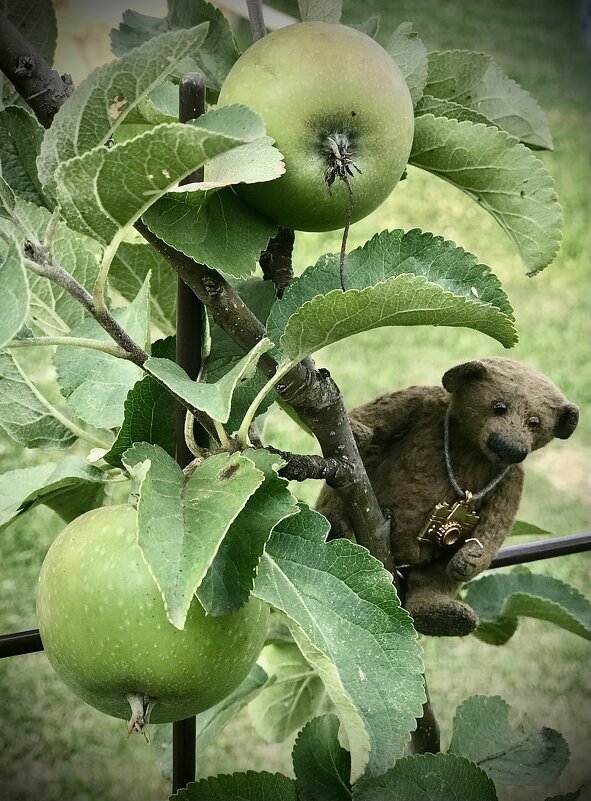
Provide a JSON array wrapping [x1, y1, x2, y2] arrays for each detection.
[[527, 416, 541, 430], [493, 401, 508, 415]]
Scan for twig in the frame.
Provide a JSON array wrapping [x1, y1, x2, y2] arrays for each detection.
[[0, 11, 73, 128], [246, 0, 267, 41], [259, 227, 295, 298]]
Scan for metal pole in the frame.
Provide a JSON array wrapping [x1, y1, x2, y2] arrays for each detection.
[[171, 71, 207, 795]]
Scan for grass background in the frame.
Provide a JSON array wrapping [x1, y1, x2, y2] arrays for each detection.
[[1, 0, 590, 799]]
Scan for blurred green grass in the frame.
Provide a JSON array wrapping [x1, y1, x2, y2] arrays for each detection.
[[1, 0, 590, 799]]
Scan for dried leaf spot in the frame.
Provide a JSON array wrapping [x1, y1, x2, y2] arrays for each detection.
[[218, 463, 240, 481], [108, 95, 128, 121]]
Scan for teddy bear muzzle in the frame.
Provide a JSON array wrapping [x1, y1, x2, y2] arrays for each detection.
[[486, 431, 528, 463]]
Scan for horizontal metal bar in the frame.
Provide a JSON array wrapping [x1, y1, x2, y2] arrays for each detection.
[[489, 531, 591, 568], [2, 533, 590, 658], [0, 629, 43, 659]]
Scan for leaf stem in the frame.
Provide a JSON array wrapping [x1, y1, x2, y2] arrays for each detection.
[[236, 359, 294, 448], [5, 336, 128, 358], [213, 419, 232, 451]]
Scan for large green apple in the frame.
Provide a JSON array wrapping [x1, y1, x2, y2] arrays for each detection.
[[37, 504, 269, 732], [217, 21, 414, 232]]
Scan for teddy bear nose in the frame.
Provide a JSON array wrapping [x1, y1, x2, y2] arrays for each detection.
[[486, 432, 528, 463]]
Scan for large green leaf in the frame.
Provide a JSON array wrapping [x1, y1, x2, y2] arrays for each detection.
[[37, 25, 209, 193], [0, 107, 45, 206], [415, 95, 494, 126], [449, 695, 569, 785], [424, 50, 553, 150], [123, 444, 264, 629], [197, 449, 299, 616], [293, 714, 351, 801], [248, 642, 329, 744], [0, 456, 107, 533], [267, 229, 514, 349], [0, 237, 29, 348], [170, 772, 297, 801], [252, 505, 425, 780], [141, 186, 278, 280], [112, 0, 240, 93], [103, 337, 176, 468], [0, 351, 77, 449], [56, 106, 267, 245], [12, 199, 102, 336], [385, 23, 428, 106], [465, 569, 591, 645], [409, 114, 562, 275], [109, 242, 176, 335], [353, 753, 497, 800], [144, 337, 273, 424], [53, 276, 150, 429]]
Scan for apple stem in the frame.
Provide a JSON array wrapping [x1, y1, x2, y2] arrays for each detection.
[[323, 134, 360, 291], [126, 693, 157, 741]]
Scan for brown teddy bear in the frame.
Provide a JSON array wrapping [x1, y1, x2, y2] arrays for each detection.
[[316, 358, 579, 636]]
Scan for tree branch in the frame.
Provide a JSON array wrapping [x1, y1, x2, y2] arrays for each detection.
[[246, 0, 267, 41], [259, 226, 295, 298], [0, 11, 72, 128]]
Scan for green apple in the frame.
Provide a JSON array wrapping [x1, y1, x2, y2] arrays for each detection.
[[37, 504, 269, 733], [217, 21, 414, 232]]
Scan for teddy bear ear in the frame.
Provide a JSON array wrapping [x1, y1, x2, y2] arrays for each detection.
[[442, 360, 488, 393], [555, 403, 579, 439]]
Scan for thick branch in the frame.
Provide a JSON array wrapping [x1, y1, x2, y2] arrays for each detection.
[[135, 221, 394, 572], [0, 11, 72, 128]]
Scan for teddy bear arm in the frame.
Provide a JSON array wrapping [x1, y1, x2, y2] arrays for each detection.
[[350, 387, 435, 451], [447, 468, 524, 582]]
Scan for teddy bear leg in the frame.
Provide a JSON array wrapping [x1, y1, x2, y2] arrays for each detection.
[[403, 564, 479, 637]]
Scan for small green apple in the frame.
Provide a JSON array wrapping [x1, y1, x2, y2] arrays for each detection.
[[217, 21, 414, 232], [37, 504, 269, 733]]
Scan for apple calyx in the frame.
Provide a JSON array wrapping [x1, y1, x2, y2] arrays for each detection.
[[126, 692, 157, 740], [323, 133, 362, 192]]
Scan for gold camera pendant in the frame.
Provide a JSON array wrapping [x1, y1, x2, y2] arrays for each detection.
[[418, 491, 479, 549]]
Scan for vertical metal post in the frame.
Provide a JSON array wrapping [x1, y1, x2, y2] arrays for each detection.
[[172, 71, 206, 795]]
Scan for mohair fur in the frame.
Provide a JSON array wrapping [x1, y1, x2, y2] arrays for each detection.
[[316, 358, 579, 636]]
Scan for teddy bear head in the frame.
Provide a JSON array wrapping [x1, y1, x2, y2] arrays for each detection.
[[442, 358, 579, 465]]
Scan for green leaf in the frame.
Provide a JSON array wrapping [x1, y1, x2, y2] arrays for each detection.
[[12, 199, 102, 336], [0, 107, 45, 206], [103, 337, 176, 468], [153, 664, 269, 782], [385, 23, 428, 106], [56, 106, 267, 245], [0, 351, 77, 449], [298, 0, 342, 23], [449, 695, 569, 785], [124, 444, 264, 629], [141, 187, 278, 280], [267, 229, 514, 350], [111, 1, 239, 94], [253, 505, 425, 780], [353, 753, 498, 800], [415, 95, 494, 126], [465, 570, 591, 645], [351, 17, 380, 38], [410, 114, 562, 275], [38, 25, 210, 193], [170, 772, 296, 801], [248, 642, 329, 743], [425, 50, 553, 150], [510, 519, 554, 537], [293, 714, 351, 801], [0, 175, 16, 219], [144, 337, 273, 424], [0, 456, 107, 533], [109, 241, 176, 335], [545, 792, 581, 801], [197, 449, 299, 616], [53, 276, 150, 429], [0, 237, 29, 348]]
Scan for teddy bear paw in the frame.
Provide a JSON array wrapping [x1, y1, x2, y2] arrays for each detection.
[[406, 599, 480, 637]]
